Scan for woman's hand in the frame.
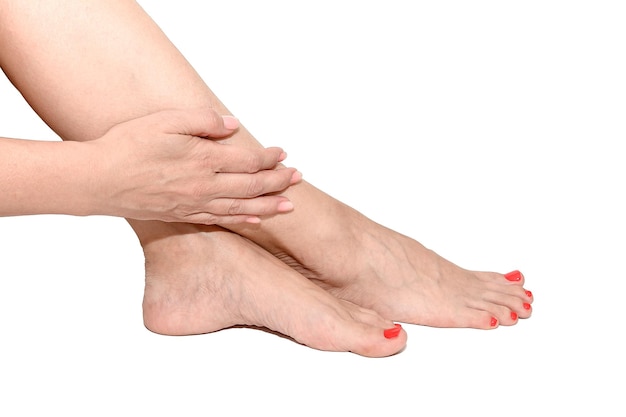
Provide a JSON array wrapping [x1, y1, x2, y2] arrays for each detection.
[[88, 108, 300, 224]]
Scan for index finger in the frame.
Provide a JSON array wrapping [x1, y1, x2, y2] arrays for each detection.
[[157, 108, 239, 138], [208, 143, 288, 173]]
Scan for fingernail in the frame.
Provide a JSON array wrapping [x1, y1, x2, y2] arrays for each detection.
[[523, 302, 531, 310], [222, 115, 239, 129], [490, 317, 498, 327], [290, 170, 303, 184], [383, 323, 402, 339], [504, 270, 522, 281], [244, 216, 261, 224], [277, 200, 294, 212], [278, 151, 288, 162], [525, 290, 533, 298], [511, 312, 518, 321]]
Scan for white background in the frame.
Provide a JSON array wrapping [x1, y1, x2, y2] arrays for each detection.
[[1, 1, 624, 415]]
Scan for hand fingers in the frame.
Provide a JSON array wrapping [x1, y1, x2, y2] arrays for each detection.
[[209, 168, 302, 199], [157, 108, 240, 138], [176, 196, 295, 226], [209, 144, 289, 173], [201, 195, 296, 221]]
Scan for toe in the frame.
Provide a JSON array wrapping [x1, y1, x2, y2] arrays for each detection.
[[503, 270, 525, 284], [350, 323, 408, 357], [520, 300, 533, 318]]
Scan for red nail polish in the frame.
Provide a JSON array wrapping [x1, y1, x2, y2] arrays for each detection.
[[504, 270, 522, 281], [511, 312, 518, 320], [384, 324, 402, 339], [490, 317, 498, 327], [523, 303, 531, 310], [525, 290, 533, 298]]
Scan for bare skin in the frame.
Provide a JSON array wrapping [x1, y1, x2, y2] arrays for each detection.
[[0, 0, 531, 355], [0, 0, 407, 356], [0, 108, 301, 224], [135, 222, 406, 357], [231, 196, 533, 329]]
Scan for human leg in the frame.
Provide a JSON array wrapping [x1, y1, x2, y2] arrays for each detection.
[[0, 0, 531, 333], [0, 0, 406, 356], [226, 180, 533, 328], [137, 222, 405, 357]]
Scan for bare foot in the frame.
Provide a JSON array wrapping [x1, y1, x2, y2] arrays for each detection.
[[133, 222, 407, 357], [233, 185, 534, 330]]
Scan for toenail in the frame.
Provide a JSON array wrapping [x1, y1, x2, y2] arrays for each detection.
[[511, 312, 518, 321], [525, 290, 533, 298], [504, 270, 522, 281], [523, 302, 531, 310], [383, 324, 402, 339], [490, 317, 498, 327]]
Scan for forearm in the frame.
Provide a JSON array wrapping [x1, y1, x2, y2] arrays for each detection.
[[0, 1, 283, 236], [0, 137, 99, 217], [0, 0, 236, 239]]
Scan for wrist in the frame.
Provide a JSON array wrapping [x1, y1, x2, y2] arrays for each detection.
[[49, 140, 102, 217], [0, 138, 100, 217], [74, 140, 112, 218]]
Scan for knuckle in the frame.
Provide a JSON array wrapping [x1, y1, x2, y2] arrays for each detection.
[[278, 169, 293, 187], [246, 177, 264, 197], [266, 170, 290, 192], [203, 213, 219, 225], [243, 151, 264, 172], [171, 206, 190, 222], [179, 208, 219, 226], [227, 199, 243, 215], [204, 109, 222, 130]]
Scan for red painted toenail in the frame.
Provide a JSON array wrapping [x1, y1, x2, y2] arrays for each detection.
[[525, 290, 533, 298], [523, 303, 531, 310], [511, 312, 518, 320], [384, 324, 402, 339], [504, 270, 522, 281], [490, 317, 498, 327]]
